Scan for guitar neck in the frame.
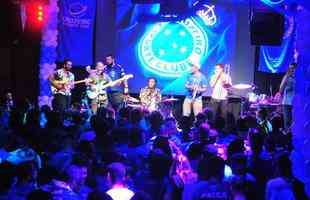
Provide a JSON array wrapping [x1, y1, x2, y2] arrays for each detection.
[[73, 79, 87, 85]]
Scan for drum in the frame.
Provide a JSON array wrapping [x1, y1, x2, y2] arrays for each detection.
[[248, 92, 258, 103]]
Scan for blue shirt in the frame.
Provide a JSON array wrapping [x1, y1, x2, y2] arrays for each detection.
[[104, 64, 125, 92], [185, 73, 208, 100], [282, 74, 295, 105]]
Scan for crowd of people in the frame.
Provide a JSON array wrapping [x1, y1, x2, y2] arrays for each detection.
[[0, 93, 307, 200]]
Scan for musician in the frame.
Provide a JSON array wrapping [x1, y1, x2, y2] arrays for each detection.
[[49, 59, 75, 113], [276, 62, 297, 130], [210, 63, 232, 118], [139, 77, 161, 112], [86, 62, 112, 114], [104, 54, 128, 111], [183, 61, 208, 116]]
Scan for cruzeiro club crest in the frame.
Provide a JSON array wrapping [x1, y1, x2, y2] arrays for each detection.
[[138, 18, 208, 77]]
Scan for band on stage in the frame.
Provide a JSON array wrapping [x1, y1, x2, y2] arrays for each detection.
[[48, 55, 296, 132]]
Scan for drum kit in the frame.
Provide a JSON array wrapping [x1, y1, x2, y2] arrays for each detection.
[[123, 83, 280, 116], [125, 95, 179, 117], [227, 83, 281, 114]]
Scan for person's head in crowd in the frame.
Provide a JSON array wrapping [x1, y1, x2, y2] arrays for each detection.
[[274, 152, 292, 178], [130, 191, 152, 200], [0, 162, 15, 195], [227, 139, 245, 160], [129, 127, 145, 147], [130, 108, 143, 125], [16, 161, 38, 185], [40, 105, 51, 115], [152, 136, 172, 156], [160, 117, 178, 137], [148, 111, 163, 132], [197, 123, 210, 144], [111, 127, 129, 145], [198, 156, 225, 181], [264, 136, 276, 153], [248, 128, 264, 155], [208, 128, 219, 144], [230, 179, 247, 200], [226, 112, 237, 132], [70, 111, 85, 126], [257, 108, 268, 122], [97, 106, 116, 120], [4, 91, 13, 102], [229, 153, 247, 176], [244, 114, 259, 129], [118, 107, 131, 122], [178, 116, 193, 142], [36, 166, 60, 187], [270, 115, 283, 133], [186, 142, 204, 161], [93, 115, 110, 135], [236, 117, 248, 138], [203, 107, 214, 123], [27, 189, 52, 200], [87, 190, 113, 200], [77, 141, 96, 161], [214, 116, 226, 132], [25, 108, 41, 127], [105, 162, 135, 199], [66, 156, 89, 191], [178, 116, 193, 131], [195, 112, 207, 128], [8, 107, 25, 130], [148, 149, 172, 178], [45, 111, 64, 129]]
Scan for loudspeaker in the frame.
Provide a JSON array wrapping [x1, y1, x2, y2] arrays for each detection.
[[250, 11, 284, 46]]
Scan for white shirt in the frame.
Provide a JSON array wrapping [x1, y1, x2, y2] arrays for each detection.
[[106, 187, 135, 200], [210, 73, 231, 100]]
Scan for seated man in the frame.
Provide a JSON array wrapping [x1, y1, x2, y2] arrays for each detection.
[[105, 162, 135, 200], [139, 77, 161, 112]]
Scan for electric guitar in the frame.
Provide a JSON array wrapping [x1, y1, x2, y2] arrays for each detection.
[[192, 84, 200, 100], [51, 78, 91, 94], [86, 74, 134, 99]]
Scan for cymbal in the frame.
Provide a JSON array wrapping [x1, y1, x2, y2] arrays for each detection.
[[161, 97, 179, 103], [231, 84, 252, 90]]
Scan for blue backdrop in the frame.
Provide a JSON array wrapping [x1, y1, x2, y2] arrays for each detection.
[[116, 3, 237, 95]]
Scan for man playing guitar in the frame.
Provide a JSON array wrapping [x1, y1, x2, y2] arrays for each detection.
[[183, 61, 208, 116], [104, 54, 128, 111], [86, 62, 112, 114], [210, 63, 232, 118], [49, 59, 75, 113]]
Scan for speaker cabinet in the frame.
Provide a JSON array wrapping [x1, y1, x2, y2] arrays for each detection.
[[250, 11, 284, 46]]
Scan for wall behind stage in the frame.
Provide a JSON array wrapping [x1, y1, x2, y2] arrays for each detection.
[[111, 2, 255, 95]]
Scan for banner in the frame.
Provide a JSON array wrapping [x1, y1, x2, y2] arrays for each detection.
[[115, 3, 237, 95], [57, 0, 96, 66]]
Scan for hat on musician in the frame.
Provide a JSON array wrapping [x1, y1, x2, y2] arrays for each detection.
[[188, 59, 201, 69]]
